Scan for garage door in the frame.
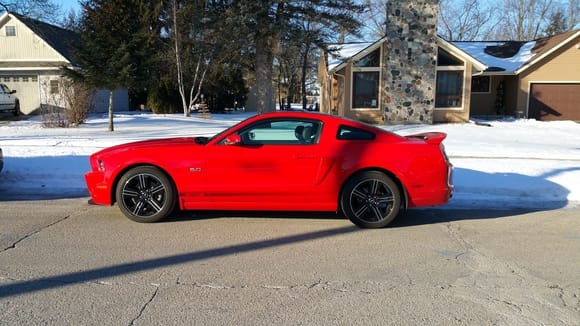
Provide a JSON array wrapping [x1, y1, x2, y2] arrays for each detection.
[[0, 75, 40, 115], [529, 83, 580, 121]]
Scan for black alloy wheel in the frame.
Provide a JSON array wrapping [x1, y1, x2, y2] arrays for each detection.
[[341, 171, 401, 228], [116, 166, 176, 223]]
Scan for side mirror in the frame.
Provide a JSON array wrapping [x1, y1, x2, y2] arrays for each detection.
[[224, 134, 241, 145], [10, 90, 16, 94]]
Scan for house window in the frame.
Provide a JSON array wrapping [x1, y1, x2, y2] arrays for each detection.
[[50, 80, 59, 94], [436, 49, 465, 109], [354, 49, 381, 67], [351, 48, 381, 110], [436, 71, 464, 108], [472, 75, 491, 93], [353, 71, 380, 109], [5, 26, 16, 37], [437, 49, 463, 66]]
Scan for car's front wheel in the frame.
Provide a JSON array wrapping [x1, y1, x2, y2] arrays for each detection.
[[13, 101, 20, 116], [115, 166, 176, 223], [341, 171, 401, 228]]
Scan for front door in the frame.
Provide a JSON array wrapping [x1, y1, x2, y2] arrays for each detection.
[[205, 118, 323, 210]]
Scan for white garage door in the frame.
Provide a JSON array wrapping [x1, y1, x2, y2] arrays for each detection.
[[0, 75, 40, 115]]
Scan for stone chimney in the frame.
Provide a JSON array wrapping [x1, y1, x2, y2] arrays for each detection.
[[382, 0, 438, 123]]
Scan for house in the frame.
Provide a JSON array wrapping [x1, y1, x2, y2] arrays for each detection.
[[0, 12, 128, 115], [318, 3, 580, 123]]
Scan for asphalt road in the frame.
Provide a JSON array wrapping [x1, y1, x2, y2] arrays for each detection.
[[0, 198, 579, 325]]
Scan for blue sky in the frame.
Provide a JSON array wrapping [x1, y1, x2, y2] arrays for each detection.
[[56, 0, 81, 14]]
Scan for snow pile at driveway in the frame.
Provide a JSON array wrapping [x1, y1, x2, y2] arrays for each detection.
[[0, 112, 579, 210]]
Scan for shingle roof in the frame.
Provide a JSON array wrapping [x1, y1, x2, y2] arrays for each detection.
[[327, 29, 579, 75], [452, 40, 536, 73], [11, 12, 80, 62]]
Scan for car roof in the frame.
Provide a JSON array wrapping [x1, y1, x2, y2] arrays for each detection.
[[256, 111, 388, 132]]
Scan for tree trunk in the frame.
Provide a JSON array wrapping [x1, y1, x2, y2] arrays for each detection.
[[255, 36, 275, 113], [172, 0, 189, 117], [301, 43, 311, 110], [108, 90, 114, 132]]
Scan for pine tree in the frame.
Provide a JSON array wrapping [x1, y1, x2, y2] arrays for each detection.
[[72, 0, 160, 131]]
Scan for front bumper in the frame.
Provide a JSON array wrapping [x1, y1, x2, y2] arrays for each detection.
[[84, 171, 112, 205]]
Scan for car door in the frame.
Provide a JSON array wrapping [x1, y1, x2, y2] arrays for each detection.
[[204, 118, 324, 209], [0, 84, 8, 110]]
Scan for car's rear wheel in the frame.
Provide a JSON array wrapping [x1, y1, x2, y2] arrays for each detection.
[[341, 171, 401, 228], [115, 166, 176, 223]]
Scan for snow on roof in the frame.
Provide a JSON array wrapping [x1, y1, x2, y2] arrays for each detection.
[[453, 41, 536, 73], [327, 38, 538, 74], [327, 42, 373, 72]]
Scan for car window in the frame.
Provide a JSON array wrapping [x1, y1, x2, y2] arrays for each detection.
[[337, 125, 375, 140], [0, 84, 8, 93], [238, 119, 322, 145]]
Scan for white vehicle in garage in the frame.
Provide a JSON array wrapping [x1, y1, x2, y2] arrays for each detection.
[[0, 83, 20, 116]]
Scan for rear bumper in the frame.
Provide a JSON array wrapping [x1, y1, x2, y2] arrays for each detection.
[[84, 171, 112, 205]]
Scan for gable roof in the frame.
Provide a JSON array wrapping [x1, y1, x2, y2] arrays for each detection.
[[326, 28, 580, 76], [0, 12, 80, 63], [326, 38, 384, 73], [516, 29, 580, 73]]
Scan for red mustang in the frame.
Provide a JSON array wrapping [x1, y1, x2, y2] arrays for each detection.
[[85, 112, 453, 228]]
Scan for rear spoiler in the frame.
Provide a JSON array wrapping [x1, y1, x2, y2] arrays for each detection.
[[405, 132, 447, 145]]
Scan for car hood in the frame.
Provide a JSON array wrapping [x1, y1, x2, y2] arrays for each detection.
[[93, 137, 199, 156]]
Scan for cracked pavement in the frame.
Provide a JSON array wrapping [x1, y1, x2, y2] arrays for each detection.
[[0, 198, 579, 325]]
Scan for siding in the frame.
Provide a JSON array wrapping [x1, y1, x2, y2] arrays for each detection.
[[518, 35, 580, 115], [0, 16, 66, 64]]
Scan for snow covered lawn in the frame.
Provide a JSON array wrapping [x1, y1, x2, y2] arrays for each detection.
[[0, 112, 579, 210]]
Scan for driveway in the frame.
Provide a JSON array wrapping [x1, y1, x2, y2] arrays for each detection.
[[0, 199, 579, 325]]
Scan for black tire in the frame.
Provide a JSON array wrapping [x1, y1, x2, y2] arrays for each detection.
[[13, 101, 20, 116], [115, 166, 176, 223], [341, 171, 401, 228]]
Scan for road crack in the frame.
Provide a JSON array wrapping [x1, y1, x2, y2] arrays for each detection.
[[129, 286, 159, 326], [1, 215, 71, 253]]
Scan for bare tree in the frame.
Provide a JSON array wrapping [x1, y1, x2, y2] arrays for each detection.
[[0, 0, 61, 24], [438, 0, 493, 41], [496, 0, 554, 40], [170, 0, 210, 117], [361, 0, 388, 39], [569, 0, 579, 29]]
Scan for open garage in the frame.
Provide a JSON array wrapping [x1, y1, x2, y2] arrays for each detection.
[[0, 74, 40, 115]]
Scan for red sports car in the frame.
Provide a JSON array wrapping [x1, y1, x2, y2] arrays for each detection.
[[85, 112, 453, 228]]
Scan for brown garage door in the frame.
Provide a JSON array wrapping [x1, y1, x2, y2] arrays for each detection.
[[529, 83, 580, 121]]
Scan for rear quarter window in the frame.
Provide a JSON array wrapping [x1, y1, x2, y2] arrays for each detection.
[[336, 125, 376, 140]]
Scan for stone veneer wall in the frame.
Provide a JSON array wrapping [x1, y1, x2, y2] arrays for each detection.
[[382, 0, 438, 123]]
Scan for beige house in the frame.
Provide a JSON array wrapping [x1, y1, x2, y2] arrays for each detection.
[[0, 12, 128, 115], [319, 28, 580, 123]]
